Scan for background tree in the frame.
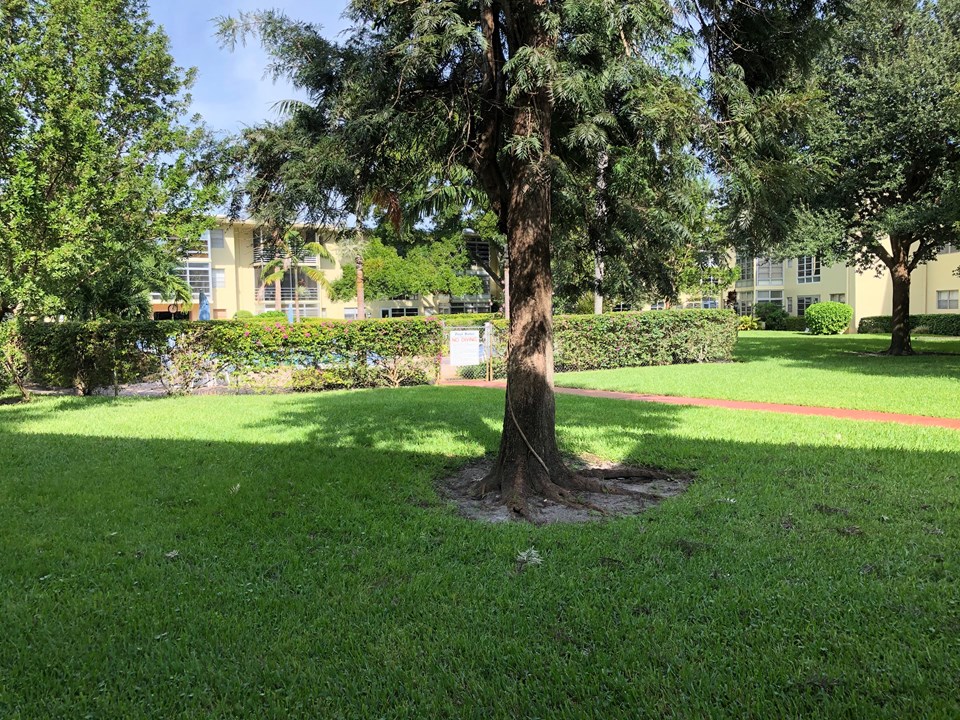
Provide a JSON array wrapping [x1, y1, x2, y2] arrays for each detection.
[[0, 0, 224, 320], [220, 0, 837, 517], [259, 228, 334, 320], [790, 0, 960, 355]]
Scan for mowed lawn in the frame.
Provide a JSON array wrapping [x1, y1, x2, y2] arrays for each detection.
[[558, 331, 960, 418], [1, 387, 958, 718]]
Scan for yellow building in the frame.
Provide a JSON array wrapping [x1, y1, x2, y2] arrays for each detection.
[[151, 220, 500, 320], [732, 243, 960, 330]]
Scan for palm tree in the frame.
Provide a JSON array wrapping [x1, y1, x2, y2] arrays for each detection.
[[260, 228, 333, 321]]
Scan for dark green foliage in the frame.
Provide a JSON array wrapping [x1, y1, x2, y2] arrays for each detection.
[[15, 318, 445, 392], [0, 0, 225, 319], [859, 314, 960, 337], [12, 311, 736, 391], [551, 311, 738, 371], [805, 302, 853, 335], [782, 316, 808, 332], [754, 302, 789, 330]]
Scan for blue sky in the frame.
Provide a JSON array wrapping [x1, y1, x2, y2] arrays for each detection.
[[147, 1, 350, 133]]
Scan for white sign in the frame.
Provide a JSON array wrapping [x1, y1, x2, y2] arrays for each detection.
[[450, 329, 482, 366]]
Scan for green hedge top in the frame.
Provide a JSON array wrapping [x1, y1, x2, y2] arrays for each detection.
[[859, 313, 960, 336], [552, 310, 738, 371]]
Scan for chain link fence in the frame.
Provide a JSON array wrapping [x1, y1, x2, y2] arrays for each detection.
[[440, 323, 506, 381]]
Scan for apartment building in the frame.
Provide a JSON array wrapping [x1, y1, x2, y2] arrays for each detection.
[[732, 244, 960, 330], [150, 220, 501, 320]]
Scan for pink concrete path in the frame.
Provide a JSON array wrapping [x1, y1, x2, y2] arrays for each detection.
[[444, 379, 960, 431]]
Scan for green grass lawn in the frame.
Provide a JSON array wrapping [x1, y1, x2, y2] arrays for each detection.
[[1, 388, 958, 718], [558, 331, 960, 418]]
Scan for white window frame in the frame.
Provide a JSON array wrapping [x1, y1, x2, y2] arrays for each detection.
[[797, 295, 820, 316], [797, 256, 821, 284], [936, 290, 959, 310], [212, 268, 226, 289], [756, 259, 784, 286], [209, 229, 225, 249], [830, 293, 846, 303]]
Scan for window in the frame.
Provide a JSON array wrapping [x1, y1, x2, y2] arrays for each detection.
[[786, 297, 793, 314], [937, 290, 959, 310], [343, 308, 358, 320], [212, 269, 226, 289], [756, 259, 784, 286], [797, 256, 821, 283], [939, 242, 958, 254], [381, 307, 419, 318], [830, 293, 846, 303], [175, 264, 210, 297], [797, 295, 820, 316], [736, 291, 753, 315], [756, 290, 783, 307], [736, 255, 754, 286], [449, 302, 493, 314], [649, 300, 667, 310], [209, 229, 225, 249], [701, 297, 719, 309], [465, 240, 491, 267], [612, 303, 631, 312]]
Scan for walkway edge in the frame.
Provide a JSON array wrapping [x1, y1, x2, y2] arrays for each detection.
[[442, 380, 960, 431]]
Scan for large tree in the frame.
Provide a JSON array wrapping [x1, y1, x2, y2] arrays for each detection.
[[791, 0, 960, 355], [0, 0, 223, 320], [220, 0, 835, 517]]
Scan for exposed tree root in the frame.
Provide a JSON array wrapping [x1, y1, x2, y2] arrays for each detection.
[[473, 459, 691, 520]]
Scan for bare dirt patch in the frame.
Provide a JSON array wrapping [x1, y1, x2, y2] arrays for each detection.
[[437, 455, 693, 524]]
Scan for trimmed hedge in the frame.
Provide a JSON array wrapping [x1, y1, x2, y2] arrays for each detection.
[[783, 316, 808, 332], [804, 302, 853, 335], [5, 310, 737, 393], [858, 313, 960, 336], [552, 310, 738, 371], [13, 317, 444, 394]]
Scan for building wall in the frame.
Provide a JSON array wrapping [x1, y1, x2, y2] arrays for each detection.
[[153, 220, 502, 321], [725, 249, 959, 332]]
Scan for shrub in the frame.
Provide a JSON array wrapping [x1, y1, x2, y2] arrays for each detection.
[[551, 310, 738, 371], [782, 316, 808, 332], [738, 315, 760, 331], [0, 321, 30, 400], [257, 310, 288, 319], [754, 302, 788, 330], [234, 310, 254, 319], [859, 314, 960, 336], [804, 302, 853, 335], [438, 313, 499, 327], [14, 317, 444, 394]]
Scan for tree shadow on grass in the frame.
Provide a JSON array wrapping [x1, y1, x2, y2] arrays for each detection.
[[1, 389, 959, 717], [731, 333, 960, 382]]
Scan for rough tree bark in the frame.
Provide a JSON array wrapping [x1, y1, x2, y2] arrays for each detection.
[[476, 1, 619, 517], [886, 234, 914, 356]]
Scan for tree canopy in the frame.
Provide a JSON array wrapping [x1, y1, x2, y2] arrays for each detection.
[[789, 0, 960, 353], [0, 0, 224, 320], [218, 0, 841, 517]]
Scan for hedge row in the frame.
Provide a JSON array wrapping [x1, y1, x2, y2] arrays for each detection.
[[1, 309, 738, 395], [858, 314, 960, 336], [552, 310, 738, 371], [10, 317, 444, 394]]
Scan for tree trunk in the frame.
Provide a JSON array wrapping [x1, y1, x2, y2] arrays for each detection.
[[293, 265, 301, 322], [888, 260, 913, 355], [274, 278, 282, 312], [594, 256, 604, 314], [478, 2, 586, 516], [502, 252, 510, 323], [355, 254, 365, 320]]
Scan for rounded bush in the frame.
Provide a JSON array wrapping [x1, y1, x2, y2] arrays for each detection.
[[804, 302, 853, 335], [753, 302, 788, 330]]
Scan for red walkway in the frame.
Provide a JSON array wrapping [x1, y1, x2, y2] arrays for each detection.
[[444, 380, 960, 431]]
